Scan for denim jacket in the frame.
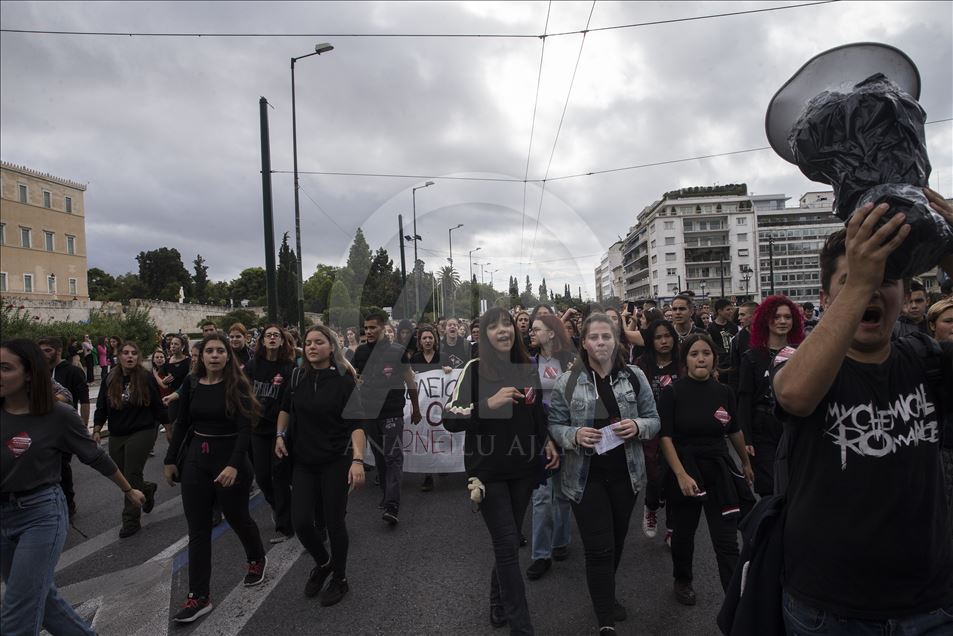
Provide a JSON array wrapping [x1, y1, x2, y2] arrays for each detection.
[[547, 364, 661, 503]]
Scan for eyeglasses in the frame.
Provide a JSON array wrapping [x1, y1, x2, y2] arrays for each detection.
[[263, 332, 283, 339]]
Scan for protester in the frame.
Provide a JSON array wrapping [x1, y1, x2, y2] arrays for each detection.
[[352, 312, 421, 526], [737, 295, 804, 496], [724, 301, 758, 391], [526, 314, 577, 582], [410, 324, 445, 493], [163, 334, 266, 623], [927, 297, 953, 521], [92, 341, 165, 537], [150, 349, 173, 443], [892, 278, 930, 338], [707, 299, 738, 371], [344, 328, 360, 363], [441, 318, 471, 369], [658, 333, 753, 606], [1, 339, 144, 636], [396, 319, 417, 363], [246, 324, 296, 543], [547, 313, 660, 634], [634, 319, 682, 545], [97, 336, 112, 383], [514, 310, 532, 351], [276, 325, 366, 606], [444, 307, 559, 634], [228, 323, 252, 368], [81, 335, 95, 383], [382, 323, 396, 345], [771, 196, 953, 632]]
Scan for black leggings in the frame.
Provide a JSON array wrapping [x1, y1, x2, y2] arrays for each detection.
[[249, 433, 293, 536], [181, 436, 264, 597], [570, 467, 638, 628], [667, 493, 739, 591], [292, 457, 350, 579]]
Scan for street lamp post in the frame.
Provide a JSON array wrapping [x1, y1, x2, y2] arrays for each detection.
[[411, 181, 435, 317], [448, 223, 463, 316], [469, 247, 481, 318], [291, 42, 334, 335], [700, 280, 706, 299]]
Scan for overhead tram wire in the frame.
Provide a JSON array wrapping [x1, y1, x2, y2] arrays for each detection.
[[276, 117, 952, 184], [297, 183, 352, 237], [527, 0, 596, 269], [518, 1, 552, 279], [0, 1, 839, 39]]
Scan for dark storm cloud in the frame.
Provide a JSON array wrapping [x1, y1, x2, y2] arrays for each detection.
[[1, 1, 950, 298]]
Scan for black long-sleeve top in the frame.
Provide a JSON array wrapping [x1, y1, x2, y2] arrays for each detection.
[[737, 347, 780, 443], [247, 358, 295, 435], [2, 402, 117, 494], [443, 359, 548, 483], [280, 367, 364, 466], [163, 380, 252, 468], [94, 373, 168, 436]]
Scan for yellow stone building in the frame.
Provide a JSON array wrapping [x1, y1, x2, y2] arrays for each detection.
[[0, 161, 89, 300]]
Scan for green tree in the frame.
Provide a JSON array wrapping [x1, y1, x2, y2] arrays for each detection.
[[524, 275, 532, 296], [364, 247, 400, 309], [87, 267, 115, 300], [109, 273, 146, 302], [276, 233, 298, 324], [231, 268, 267, 306], [327, 279, 355, 329], [192, 255, 210, 304], [303, 264, 338, 314], [538, 278, 548, 302], [437, 266, 461, 316], [345, 229, 373, 305], [136, 247, 191, 301]]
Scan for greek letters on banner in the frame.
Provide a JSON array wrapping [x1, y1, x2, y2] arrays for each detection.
[[363, 369, 466, 473]]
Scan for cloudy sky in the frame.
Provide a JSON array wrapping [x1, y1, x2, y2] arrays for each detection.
[[2, 1, 951, 298]]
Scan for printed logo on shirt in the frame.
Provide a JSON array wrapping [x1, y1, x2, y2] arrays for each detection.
[[714, 406, 731, 426], [543, 366, 560, 380], [448, 354, 464, 369], [773, 346, 797, 367], [6, 432, 31, 458], [382, 365, 394, 378], [524, 387, 537, 405], [272, 373, 284, 386], [659, 374, 674, 387], [825, 383, 938, 470]]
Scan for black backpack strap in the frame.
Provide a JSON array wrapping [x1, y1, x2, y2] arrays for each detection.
[[621, 365, 641, 398], [565, 367, 584, 403]]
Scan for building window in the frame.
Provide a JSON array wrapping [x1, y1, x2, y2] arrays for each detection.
[[18, 184, 27, 203], [69, 278, 77, 296], [737, 217, 747, 226], [665, 252, 677, 262], [737, 233, 748, 242], [667, 268, 677, 276], [20, 227, 31, 248], [0, 272, 6, 292], [739, 248, 750, 257], [23, 274, 33, 293], [65, 196, 73, 214], [48, 275, 56, 294], [651, 255, 658, 264], [45, 231, 54, 251], [66, 235, 75, 255], [651, 269, 658, 280], [43, 190, 52, 208], [664, 221, 675, 230], [0, 223, 4, 244], [665, 237, 675, 246], [651, 240, 656, 248]]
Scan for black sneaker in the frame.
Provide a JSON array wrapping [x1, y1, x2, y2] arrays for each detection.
[[382, 507, 399, 526], [552, 545, 569, 561], [304, 562, 332, 598], [118, 523, 140, 539], [489, 603, 507, 628], [143, 482, 157, 514], [319, 577, 349, 606], [243, 557, 267, 587], [613, 600, 627, 622], [173, 593, 212, 623], [674, 579, 696, 606], [525, 558, 551, 581], [420, 475, 434, 492]]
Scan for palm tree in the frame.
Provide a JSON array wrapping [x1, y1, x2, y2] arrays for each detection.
[[438, 266, 461, 317]]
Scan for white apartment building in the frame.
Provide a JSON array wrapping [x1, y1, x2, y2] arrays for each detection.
[[594, 240, 624, 303], [620, 185, 761, 303], [755, 191, 840, 305]]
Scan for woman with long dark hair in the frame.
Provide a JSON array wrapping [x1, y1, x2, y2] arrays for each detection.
[[737, 295, 804, 496], [635, 319, 682, 544], [275, 325, 366, 606], [246, 324, 297, 543], [548, 314, 660, 634], [92, 341, 166, 537], [659, 333, 753, 606], [526, 313, 576, 581], [444, 307, 559, 634], [2, 339, 144, 635], [411, 324, 444, 493], [162, 334, 265, 623]]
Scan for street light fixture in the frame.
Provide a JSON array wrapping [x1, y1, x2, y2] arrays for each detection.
[[469, 247, 481, 317], [291, 42, 333, 335], [448, 223, 463, 315], [410, 180, 436, 316]]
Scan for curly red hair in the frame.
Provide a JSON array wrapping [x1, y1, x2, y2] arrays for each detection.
[[749, 295, 805, 350]]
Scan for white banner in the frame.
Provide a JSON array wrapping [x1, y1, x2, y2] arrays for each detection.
[[363, 368, 467, 473]]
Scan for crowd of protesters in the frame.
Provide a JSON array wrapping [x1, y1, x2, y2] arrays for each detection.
[[3, 194, 953, 635]]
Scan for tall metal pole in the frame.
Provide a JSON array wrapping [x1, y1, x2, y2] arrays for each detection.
[[768, 236, 776, 295], [291, 58, 305, 335], [259, 97, 278, 323], [412, 188, 420, 317], [720, 250, 726, 298], [398, 215, 408, 318]]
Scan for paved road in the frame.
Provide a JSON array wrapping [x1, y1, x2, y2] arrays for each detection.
[[55, 384, 728, 635]]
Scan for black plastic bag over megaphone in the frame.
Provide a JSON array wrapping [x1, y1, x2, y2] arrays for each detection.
[[766, 43, 953, 280]]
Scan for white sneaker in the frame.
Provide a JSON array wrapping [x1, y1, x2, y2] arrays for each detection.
[[642, 508, 658, 538], [664, 529, 673, 549]]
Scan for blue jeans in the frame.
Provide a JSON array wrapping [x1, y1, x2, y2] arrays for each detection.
[[783, 591, 953, 635], [530, 476, 571, 560], [0, 485, 96, 636]]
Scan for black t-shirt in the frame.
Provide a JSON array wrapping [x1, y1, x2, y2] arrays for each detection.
[[441, 338, 471, 370], [164, 357, 191, 392], [352, 341, 409, 419], [280, 368, 363, 466], [164, 381, 252, 468], [53, 361, 89, 410], [773, 338, 953, 619], [636, 355, 680, 405], [659, 376, 738, 444], [248, 358, 295, 434], [410, 350, 443, 374], [673, 324, 705, 345], [591, 370, 627, 475], [707, 320, 739, 368], [93, 373, 168, 436]]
